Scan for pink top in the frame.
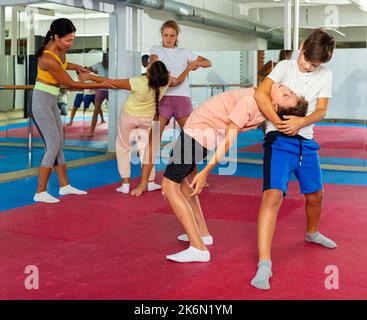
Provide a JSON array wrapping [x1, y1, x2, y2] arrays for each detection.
[[184, 88, 265, 150]]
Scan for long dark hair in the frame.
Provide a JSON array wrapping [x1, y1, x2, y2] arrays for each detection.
[[147, 61, 170, 120], [36, 18, 76, 57]]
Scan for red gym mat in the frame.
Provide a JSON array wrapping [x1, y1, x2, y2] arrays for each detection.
[[0, 174, 366, 299]]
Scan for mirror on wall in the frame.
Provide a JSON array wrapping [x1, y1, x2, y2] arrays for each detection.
[[0, 3, 111, 176]]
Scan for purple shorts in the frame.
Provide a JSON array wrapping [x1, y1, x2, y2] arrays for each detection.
[[159, 96, 193, 120], [95, 90, 109, 104]]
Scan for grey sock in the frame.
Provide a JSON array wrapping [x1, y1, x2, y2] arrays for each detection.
[[250, 260, 272, 290], [305, 231, 337, 249]]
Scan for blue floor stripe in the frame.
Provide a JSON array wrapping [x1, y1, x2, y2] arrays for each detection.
[[0, 122, 28, 131], [2, 120, 365, 132], [0, 146, 104, 174], [0, 137, 107, 150], [0, 158, 167, 212], [1, 158, 367, 212], [316, 122, 366, 128], [0, 115, 96, 131]]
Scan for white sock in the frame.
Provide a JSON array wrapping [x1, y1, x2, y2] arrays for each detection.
[[147, 181, 161, 192], [251, 260, 273, 290], [166, 246, 210, 263], [116, 183, 130, 194], [177, 234, 214, 245], [305, 231, 337, 249], [34, 191, 60, 204], [59, 185, 87, 196]]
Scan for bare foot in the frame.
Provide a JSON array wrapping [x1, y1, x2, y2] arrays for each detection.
[[130, 183, 148, 197], [66, 123, 72, 126], [101, 120, 106, 124], [204, 182, 209, 188], [80, 132, 94, 138]]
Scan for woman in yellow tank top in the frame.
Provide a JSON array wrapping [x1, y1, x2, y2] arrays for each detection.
[[32, 18, 115, 204]]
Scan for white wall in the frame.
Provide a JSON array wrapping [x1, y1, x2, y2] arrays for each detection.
[[35, 17, 109, 36], [0, 56, 14, 112], [327, 48, 367, 120]]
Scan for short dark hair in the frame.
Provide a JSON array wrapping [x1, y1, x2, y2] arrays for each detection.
[[141, 54, 149, 63], [277, 96, 308, 119], [303, 28, 336, 63]]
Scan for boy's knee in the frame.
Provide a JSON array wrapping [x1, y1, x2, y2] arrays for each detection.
[[306, 190, 324, 205], [263, 189, 283, 208]]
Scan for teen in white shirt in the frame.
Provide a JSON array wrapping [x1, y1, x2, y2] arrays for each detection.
[[251, 29, 337, 290]]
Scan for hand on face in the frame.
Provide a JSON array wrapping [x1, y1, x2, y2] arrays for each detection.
[[277, 115, 304, 136]]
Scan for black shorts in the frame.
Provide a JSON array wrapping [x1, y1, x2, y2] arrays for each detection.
[[163, 131, 208, 183]]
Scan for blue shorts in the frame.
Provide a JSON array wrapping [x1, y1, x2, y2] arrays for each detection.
[[263, 131, 323, 196], [73, 93, 96, 110]]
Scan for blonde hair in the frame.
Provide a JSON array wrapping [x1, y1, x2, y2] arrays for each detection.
[[160, 20, 180, 47]]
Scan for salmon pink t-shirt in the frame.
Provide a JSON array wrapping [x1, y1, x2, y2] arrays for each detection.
[[183, 88, 265, 150]]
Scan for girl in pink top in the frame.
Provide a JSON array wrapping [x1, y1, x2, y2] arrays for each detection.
[[161, 84, 308, 263]]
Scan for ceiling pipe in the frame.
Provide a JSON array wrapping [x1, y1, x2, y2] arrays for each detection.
[[117, 0, 283, 44]]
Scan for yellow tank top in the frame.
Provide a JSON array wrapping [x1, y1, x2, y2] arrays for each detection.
[[37, 50, 68, 85]]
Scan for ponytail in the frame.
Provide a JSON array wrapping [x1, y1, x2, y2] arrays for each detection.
[[147, 61, 170, 120], [153, 87, 160, 120], [35, 30, 53, 57]]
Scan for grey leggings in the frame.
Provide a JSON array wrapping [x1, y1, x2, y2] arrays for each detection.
[[31, 89, 65, 168]]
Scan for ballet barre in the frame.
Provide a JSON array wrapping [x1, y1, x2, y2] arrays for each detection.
[[0, 85, 35, 90], [190, 83, 254, 96], [0, 85, 79, 91]]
